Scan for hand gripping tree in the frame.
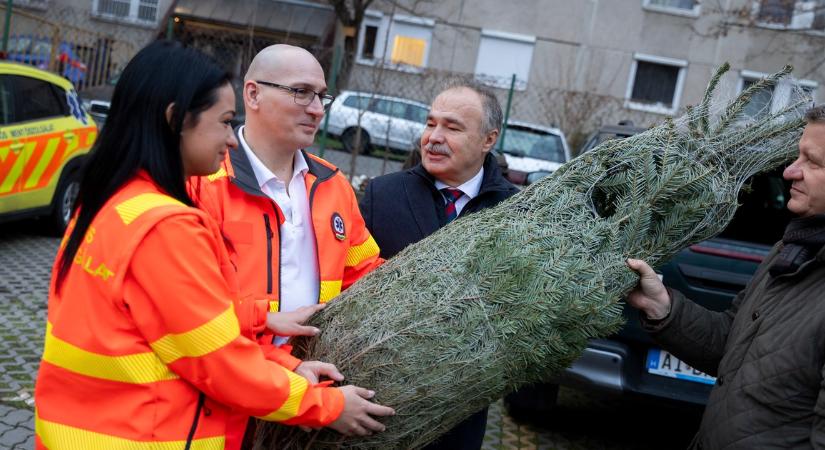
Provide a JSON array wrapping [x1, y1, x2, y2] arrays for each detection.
[[257, 64, 810, 449]]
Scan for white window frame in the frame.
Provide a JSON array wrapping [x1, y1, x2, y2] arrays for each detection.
[[355, 10, 434, 72], [474, 29, 535, 91], [642, 0, 701, 18], [738, 69, 818, 116], [91, 0, 159, 27], [624, 53, 687, 116]]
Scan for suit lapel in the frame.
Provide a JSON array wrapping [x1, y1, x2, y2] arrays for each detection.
[[402, 172, 441, 239]]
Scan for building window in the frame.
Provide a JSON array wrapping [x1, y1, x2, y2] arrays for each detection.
[[93, 0, 158, 25], [757, 0, 796, 24], [643, 0, 701, 16], [356, 12, 433, 70], [361, 24, 379, 60], [474, 30, 535, 90], [625, 54, 687, 115], [754, 0, 825, 29], [739, 70, 818, 119]]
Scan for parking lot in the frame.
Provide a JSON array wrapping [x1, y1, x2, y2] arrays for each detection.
[[0, 152, 703, 449]]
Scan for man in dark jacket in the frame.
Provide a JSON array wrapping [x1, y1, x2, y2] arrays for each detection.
[[360, 79, 518, 449], [626, 104, 825, 449]]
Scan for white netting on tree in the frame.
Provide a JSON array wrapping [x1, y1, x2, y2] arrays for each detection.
[[256, 64, 812, 450]]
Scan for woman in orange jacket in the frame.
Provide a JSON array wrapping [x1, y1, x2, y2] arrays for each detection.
[[33, 40, 394, 450]]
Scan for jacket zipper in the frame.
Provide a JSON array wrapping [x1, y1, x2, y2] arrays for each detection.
[[184, 393, 205, 450], [263, 214, 274, 296], [307, 178, 323, 302]]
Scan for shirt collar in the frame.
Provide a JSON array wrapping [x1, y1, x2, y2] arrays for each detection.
[[238, 125, 308, 188], [434, 166, 485, 199]]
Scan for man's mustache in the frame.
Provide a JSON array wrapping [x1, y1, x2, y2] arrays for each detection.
[[424, 143, 451, 155]]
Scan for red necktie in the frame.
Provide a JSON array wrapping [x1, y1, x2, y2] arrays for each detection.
[[441, 188, 463, 222]]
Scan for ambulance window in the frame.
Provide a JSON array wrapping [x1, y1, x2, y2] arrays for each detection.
[[9, 75, 67, 124], [0, 76, 13, 125]]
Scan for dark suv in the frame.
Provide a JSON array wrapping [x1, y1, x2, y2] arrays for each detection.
[[507, 122, 793, 413]]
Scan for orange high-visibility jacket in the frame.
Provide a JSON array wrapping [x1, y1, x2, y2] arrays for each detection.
[[34, 173, 344, 450], [190, 147, 382, 325]]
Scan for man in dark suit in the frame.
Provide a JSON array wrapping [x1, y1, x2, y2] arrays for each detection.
[[359, 79, 518, 449]]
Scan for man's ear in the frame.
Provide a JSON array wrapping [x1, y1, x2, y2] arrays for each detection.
[[481, 129, 499, 154], [244, 80, 261, 111]]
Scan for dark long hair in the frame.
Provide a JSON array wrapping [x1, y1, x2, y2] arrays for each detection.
[[56, 40, 232, 289]]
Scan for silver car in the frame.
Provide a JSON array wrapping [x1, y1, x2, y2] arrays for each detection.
[[497, 120, 571, 185], [325, 90, 429, 154]]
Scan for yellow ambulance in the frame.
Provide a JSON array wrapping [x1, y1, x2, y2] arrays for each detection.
[[0, 61, 97, 233]]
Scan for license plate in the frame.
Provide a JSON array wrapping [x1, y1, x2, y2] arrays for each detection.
[[646, 348, 716, 385]]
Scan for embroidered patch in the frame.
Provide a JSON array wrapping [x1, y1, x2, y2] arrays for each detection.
[[331, 212, 346, 241]]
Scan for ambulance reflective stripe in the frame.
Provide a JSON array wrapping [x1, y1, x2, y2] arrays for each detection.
[[26, 128, 80, 192], [345, 235, 380, 267], [23, 135, 61, 189], [41, 322, 178, 384], [0, 126, 97, 196], [115, 193, 185, 225], [0, 139, 26, 194], [256, 368, 309, 422], [319, 280, 342, 303], [35, 412, 225, 450], [150, 305, 240, 364]]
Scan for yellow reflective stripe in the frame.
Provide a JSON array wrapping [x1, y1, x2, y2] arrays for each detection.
[[42, 322, 178, 384], [319, 280, 342, 303], [268, 300, 280, 313], [150, 305, 239, 364], [345, 235, 379, 267], [115, 193, 184, 225], [36, 412, 225, 450], [23, 137, 59, 189], [257, 368, 309, 422], [206, 167, 227, 181], [0, 141, 33, 194]]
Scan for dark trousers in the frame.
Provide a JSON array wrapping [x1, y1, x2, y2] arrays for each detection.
[[422, 407, 488, 450]]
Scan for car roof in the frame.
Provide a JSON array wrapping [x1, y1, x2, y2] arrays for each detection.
[[337, 90, 429, 108], [0, 61, 73, 90], [505, 119, 565, 138]]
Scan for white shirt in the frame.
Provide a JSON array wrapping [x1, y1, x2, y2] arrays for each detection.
[[434, 167, 484, 217], [238, 126, 320, 330]]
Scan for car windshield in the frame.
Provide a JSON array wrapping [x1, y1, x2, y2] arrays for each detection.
[[501, 127, 566, 162]]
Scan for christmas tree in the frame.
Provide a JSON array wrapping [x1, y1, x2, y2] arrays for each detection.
[[257, 64, 810, 449]]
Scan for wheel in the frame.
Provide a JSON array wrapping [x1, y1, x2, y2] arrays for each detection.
[[341, 128, 371, 155], [504, 383, 560, 424], [50, 170, 80, 235]]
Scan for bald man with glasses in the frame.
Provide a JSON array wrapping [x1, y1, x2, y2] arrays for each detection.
[[190, 44, 389, 449]]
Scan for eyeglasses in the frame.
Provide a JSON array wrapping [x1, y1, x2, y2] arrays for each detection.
[[255, 80, 335, 110]]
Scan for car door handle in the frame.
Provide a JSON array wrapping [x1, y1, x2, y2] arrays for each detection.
[[9, 142, 24, 152], [63, 132, 76, 140], [677, 263, 751, 292]]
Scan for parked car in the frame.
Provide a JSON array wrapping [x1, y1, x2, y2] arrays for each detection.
[[506, 122, 793, 417], [5, 36, 88, 85], [498, 120, 571, 185], [325, 90, 429, 154], [84, 100, 110, 130], [0, 62, 97, 233], [577, 120, 647, 154]]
